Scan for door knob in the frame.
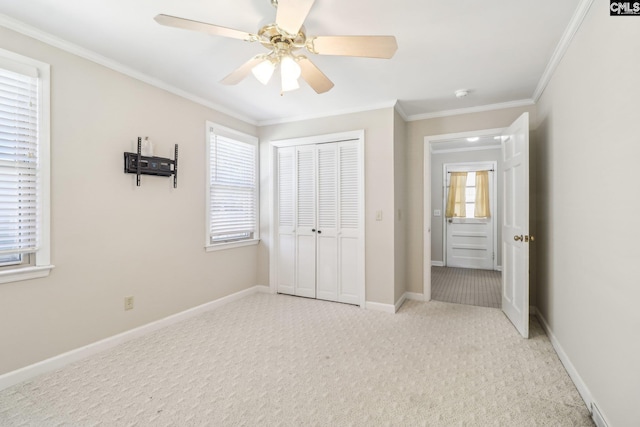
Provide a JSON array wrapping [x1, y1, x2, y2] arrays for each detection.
[[448, 218, 453, 223], [514, 235, 523, 241], [317, 230, 322, 234], [530, 235, 535, 242], [311, 229, 316, 232]]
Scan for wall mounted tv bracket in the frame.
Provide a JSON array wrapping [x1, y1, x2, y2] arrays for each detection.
[[124, 137, 178, 187]]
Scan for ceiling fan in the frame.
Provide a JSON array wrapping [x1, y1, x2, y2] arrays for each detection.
[[154, 0, 398, 94]]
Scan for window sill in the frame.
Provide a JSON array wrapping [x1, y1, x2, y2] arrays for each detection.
[[205, 239, 260, 252], [0, 265, 55, 285]]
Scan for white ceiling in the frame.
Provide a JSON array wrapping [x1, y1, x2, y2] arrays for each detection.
[[0, 0, 582, 124]]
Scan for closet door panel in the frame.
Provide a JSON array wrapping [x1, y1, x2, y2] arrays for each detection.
[[295, 146, 317, 298], [296, 235, 316, 297], [316, 236, 338, 301], [276, 147, 295, 295], [338, 141, 361, 303], [316, 144, 339, 301], [339, 236, 359, 304]]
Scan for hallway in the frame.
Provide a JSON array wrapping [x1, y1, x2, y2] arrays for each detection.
[[431, 266, 501, 308]]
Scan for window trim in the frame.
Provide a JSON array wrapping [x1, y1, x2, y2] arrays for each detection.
[[205, 121, 259, 251], [0, 48, 54, 284]]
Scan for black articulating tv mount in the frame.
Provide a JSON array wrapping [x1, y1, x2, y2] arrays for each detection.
[[124, 137, 178, 188]]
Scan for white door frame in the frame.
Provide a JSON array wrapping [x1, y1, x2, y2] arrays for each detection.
[[423, 128, 504, 301], [442, 161, 498, 270], [269, 130, 366, 308]]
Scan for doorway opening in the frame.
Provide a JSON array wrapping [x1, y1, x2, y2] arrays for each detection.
[[423, 113, 531, 337], [432, 146, 501, 309]]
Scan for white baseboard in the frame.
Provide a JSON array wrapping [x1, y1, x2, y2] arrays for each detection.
[[365, 301, 396, 314], [536, 310, 607, 426], [495, 265, 502, 272], [591, 403, 609, 427], [371, 292, 425, 314], [394, 293, 407, 312], [255, 285, 272, 294], [405, 292, 425, 301], [431, 261, 444, 267], [0, 285, 269, 392]]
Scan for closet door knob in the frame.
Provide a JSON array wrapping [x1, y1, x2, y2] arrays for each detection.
[[317, 230, 322, 234], [311, 229, 316, 232]]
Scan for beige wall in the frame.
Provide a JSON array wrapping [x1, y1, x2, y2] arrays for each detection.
[[393, 110, 407, 302], [405, 105, 537, 296], [0, 27, 259, 375], [430, 148, 502, 265], [259, 108, 397, 305], [535, 2, 640, 425]]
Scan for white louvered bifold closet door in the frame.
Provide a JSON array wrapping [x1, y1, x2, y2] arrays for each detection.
[[294, 145, 317, 298], [275, 147, 295, 295], [316, 144, 338, 301], [275, 140, 361, 304], [336, 141, 360, 304]]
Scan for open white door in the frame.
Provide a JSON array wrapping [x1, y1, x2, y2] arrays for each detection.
[[501, 113, 530, 338]]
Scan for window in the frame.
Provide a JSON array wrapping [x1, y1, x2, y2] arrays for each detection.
[[445, 169, 492, 219], [0, 48, 52, 283], [464, 172, 478, 218], [205, 122, 258, 250]]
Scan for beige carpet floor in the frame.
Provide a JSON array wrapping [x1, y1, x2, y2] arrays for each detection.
[[0, 293, 593, 426]]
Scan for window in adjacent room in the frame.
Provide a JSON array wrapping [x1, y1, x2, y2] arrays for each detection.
[[205, 122, 259, 250], [445, 171, 491, 219], [0, 48, 52, 283]]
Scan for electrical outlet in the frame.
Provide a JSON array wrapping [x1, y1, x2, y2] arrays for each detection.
[[124, 296, 134, 311]]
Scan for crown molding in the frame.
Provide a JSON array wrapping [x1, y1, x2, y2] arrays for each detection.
[[393, 101, 409, 121], [257, 100, 397, 126], [532, 0, 595, 101], [0, 14, 258, 126], [405, 99, 535, 122]]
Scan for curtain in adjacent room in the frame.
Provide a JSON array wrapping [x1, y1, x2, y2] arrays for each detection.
[[475, 170, 491, 218], [445, 172, 467, 217]]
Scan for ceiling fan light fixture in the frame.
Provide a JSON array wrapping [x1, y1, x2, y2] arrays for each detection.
[[280, 55, 301, 92], [281, 76, 300, 92], [252, 59, 276, 85], [155, 0, 398, 95]]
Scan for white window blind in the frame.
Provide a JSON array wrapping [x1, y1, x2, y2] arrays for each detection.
[[0, 66, 39, 257], [208, 132, 257, 244]]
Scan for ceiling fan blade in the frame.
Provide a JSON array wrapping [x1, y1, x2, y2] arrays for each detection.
[[298, 57, 334, 94], [220, 56, 266, 85], [154, 14, 256, 41], [275, 0, 315, 36], [308, 36, 398, 59]]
